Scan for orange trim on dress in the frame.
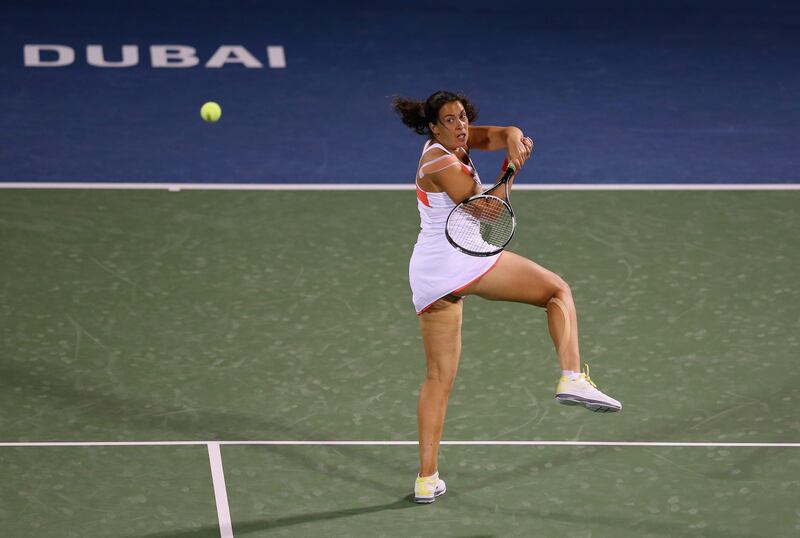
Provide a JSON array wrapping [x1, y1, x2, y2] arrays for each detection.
[[415, 183, 431, 207], [415, 252, 505, 316]]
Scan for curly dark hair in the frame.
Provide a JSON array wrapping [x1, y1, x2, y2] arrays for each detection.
[[392, 90, 478, 136]]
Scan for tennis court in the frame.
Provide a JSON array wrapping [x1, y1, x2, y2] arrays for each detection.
[[3, 0, 800, 535], [2, 187, 799, 536]]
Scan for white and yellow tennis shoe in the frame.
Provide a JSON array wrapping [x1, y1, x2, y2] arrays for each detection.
[[555, 365, 622, 412], [413, 471, 447, 504]]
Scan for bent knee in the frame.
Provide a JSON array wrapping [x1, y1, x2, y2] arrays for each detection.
[[549, 274, 572, 300]]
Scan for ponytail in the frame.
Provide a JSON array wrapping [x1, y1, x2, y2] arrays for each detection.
[[392, 96, 429, 135], [392, 90, 478, 136]]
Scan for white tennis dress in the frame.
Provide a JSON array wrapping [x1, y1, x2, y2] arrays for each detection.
[[409, 140, 503, 314]]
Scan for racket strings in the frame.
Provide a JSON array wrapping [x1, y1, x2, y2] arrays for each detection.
[[447, 197, 514, 254]]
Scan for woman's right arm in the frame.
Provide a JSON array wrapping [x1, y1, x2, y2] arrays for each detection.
[[429, 160, 481, 204]]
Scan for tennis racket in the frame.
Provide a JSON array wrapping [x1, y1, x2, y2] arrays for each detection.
[[445, 162, 517, 257]]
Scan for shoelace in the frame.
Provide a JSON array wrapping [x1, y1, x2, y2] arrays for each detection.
[[580, 363, 597, 388]]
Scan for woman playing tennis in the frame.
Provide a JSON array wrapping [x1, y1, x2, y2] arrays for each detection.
[[393, 90, 621, 504]]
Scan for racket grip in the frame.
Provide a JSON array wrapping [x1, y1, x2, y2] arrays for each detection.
[[501, 158, 516, 175]]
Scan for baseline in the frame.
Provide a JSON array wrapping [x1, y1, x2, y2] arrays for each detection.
[[0, 182, 799, 191]]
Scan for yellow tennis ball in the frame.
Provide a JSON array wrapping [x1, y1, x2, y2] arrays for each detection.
[[200, 101, 222, 122]]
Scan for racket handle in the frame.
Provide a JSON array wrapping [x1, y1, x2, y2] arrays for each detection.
[[501, 161, 516, 182]]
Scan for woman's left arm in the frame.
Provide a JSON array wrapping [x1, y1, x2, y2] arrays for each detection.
[[468, 125, 534, 169]]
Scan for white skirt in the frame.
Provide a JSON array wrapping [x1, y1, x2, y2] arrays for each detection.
[[409, 232, 502, 314]]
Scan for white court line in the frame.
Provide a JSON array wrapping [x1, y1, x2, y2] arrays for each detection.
[[0, 182, 799, 191], [208, 443, 234, 538], [1, 440, 799, 447]]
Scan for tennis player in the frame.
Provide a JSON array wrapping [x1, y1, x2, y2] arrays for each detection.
[[393, 90, 622, 503]]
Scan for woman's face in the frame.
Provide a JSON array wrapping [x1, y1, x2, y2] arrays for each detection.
[[432, 100, 468, 150]]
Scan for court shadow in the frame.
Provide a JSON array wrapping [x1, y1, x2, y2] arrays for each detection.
[[0, 360, 338, 444], [0, 360, 413, 496], [135, 495, 418, 538], [454, 381, 789, 498], [703, 445, 778, 481]]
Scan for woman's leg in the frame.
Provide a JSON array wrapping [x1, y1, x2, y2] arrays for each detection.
[[417, 296, 463, 477], [459, 251, 621, 411], [460, 251, 579, 371]]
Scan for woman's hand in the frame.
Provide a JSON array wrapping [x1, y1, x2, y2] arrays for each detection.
[[522, 135, 534, 156], [505, 128, 534, 170]]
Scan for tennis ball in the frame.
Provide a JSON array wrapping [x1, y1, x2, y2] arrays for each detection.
[[200, 101, 222, 122]]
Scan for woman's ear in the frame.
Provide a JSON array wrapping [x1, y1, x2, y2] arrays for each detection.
[[429, 122, 438, 136]]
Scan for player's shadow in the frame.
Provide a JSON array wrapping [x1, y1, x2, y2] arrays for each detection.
[[0, 360, 415, 497], [135, 495, 419, 538], [4, 355, 790, 527]]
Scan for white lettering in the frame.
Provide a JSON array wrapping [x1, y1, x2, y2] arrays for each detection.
[[205, 45, 263, 68], [24, 44, 75, 67], [23, 44, 286, 69], [87, 45, 139, 67], [150, 45, 200, 68], [266, 46, 286, 68]]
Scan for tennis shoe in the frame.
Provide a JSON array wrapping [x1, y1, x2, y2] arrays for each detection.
[[413, 471, 446, 504], [555, 365, 621, 412]]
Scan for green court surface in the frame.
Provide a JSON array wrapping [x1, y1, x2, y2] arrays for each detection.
[[1, 189, 799, 537]]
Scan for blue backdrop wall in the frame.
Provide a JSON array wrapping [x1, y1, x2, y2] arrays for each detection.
[[1, 0, 798, 183]]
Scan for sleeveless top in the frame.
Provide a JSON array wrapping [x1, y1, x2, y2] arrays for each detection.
[[408, 140, 502, 314]]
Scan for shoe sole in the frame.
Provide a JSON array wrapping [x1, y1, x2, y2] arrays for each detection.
[[556, 394, 621, 412], [414, 485, 446, 504]]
